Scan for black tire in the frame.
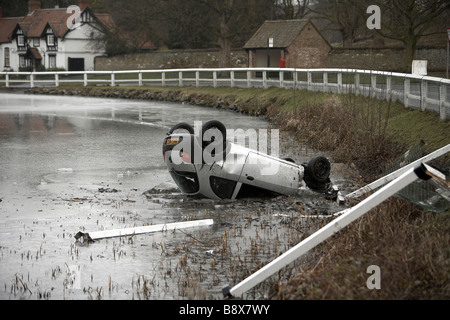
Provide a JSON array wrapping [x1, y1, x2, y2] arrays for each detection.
[[169, 122, 194, 134], [201, 120, 227, 163], [306, 156, 330, 183], [201, 120, 227, 148]]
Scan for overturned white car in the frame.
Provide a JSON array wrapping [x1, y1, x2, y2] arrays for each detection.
[[162, 120, 337, 200]]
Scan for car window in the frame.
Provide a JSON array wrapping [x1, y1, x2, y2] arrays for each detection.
[[170, 171, 199, 194], [210, 176, 237, 199]]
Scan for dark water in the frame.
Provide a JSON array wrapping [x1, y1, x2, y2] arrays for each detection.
[[0, 93, 346, 300]]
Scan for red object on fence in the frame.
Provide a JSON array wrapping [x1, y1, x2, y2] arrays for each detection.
[[280, 58, 286, 68]]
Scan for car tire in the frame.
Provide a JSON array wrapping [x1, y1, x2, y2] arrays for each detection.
[[201, 120, 227, 146], [169, 122, 194, 134], [306, 156, 330, 183], [201, 120, 227, 163]]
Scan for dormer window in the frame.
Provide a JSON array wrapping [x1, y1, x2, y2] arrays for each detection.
[[15, 29, 26, 50], [45, 26, 57, 50], [18, 35, 25, 47], [81, 10, 93, 23], [47, 34, 55, 46]]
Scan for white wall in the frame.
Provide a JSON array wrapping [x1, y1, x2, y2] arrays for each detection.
[[1, 23, 106, 71]]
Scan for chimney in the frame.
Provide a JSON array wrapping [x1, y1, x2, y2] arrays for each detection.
[[28, 0, 41, 13], [78, 0, 90, 11]]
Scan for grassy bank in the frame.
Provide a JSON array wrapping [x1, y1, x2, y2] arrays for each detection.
[[29, 85, 449, 299]]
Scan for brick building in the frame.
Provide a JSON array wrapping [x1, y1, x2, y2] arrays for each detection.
[[244, 19, 331, 69]]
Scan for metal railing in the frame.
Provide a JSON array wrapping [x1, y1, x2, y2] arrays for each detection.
[[1, 67, 449, 119]]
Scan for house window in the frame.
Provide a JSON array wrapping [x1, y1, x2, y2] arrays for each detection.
[[47, 34, 55, 46], [19, 55, 27, 68], [18, 35, 25, 47], [4, 48, 10, 67], [82, 11, 93, 23], [49, 55, 57, 69], [33, 38, 40, 47]]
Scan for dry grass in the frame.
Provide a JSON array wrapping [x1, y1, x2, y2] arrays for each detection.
[[272, 199, 450, 299], [264, 90, 450, 300], [267, 91, 401, 181]]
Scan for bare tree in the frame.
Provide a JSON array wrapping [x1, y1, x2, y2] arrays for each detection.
[[201, 0, 242, 68], [373, 0, 450, 71], [201, 0, 273, 68], [312, 0, 367, 47], [165, 0, 214, 49], [277, 0, 311, 20], [100, 0, 167, 52]]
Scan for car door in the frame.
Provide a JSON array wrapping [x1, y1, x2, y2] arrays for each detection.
[[238, 151, 303, 195]]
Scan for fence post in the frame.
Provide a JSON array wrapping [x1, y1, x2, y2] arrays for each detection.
[[386, 75, 392, 101], [111, 72, 115, 87], [354, 73, 360, 95], [195, 71, 200, 87], [6, 73, 9, 88], [30, 73, 34, 88], [179, 71, 183, 86], [337, 72, 342, 94], [439, 82, 446, 120], [279, 71, 284, 88], [307, 71, 312, 91], [230, 70, 235, 88], [323, 72, 328, 93], [404, 77, 410, 107], [162, 71, 166, 86], [213, 71, 217, 88], [293, 70, 298, 90], [138, 71, 142, 86], [84, 72, 88, 87], [263, 71, 267, 89], [371, 74, 377, 98], [247, 70, 251, 88], [420, 78, 427, 111], [55, 73, 59, 87]]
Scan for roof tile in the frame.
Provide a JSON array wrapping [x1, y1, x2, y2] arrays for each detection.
[[244, 19, 310, 49]]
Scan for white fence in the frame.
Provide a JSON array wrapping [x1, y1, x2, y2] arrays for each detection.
[[1, 67, 449, 119]]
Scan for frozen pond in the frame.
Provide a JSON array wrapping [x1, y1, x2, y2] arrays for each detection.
[[0, 93, 346, 300]]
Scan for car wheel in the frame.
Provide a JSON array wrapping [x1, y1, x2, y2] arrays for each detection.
[[201, 120, 227, 146], [169, 122, 194, 134], [306, 156, 330, 183], [202, 120, 227, 163]]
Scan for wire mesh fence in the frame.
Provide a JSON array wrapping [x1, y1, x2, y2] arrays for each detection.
[[385, 141, 450, 213]]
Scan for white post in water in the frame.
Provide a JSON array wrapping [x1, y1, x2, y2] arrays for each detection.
[[75, 219, 214, 242]]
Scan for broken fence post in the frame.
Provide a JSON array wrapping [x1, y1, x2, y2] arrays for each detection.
[[345, 144, 450, 200], [75, 219, 214, 242], [223, 163, 439, 298]]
